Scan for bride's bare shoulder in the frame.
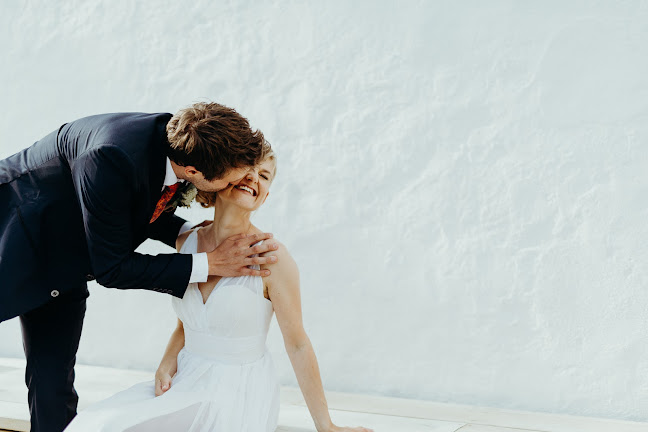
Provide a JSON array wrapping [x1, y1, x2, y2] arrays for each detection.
[[260, 238, 298, 280], [176, 228, 198, 252], [246, 225, 295, 272]]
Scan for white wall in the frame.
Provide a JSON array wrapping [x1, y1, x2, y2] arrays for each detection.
[[1, 0, 648, 422]]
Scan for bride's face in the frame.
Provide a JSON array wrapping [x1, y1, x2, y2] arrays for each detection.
[[218, 158, 275, 211]]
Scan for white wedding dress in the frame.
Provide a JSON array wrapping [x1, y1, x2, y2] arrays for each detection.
[[65, 229, 280, 431]]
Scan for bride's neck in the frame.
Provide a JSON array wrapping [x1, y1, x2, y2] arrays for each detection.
[[205, 199, 253, 245]]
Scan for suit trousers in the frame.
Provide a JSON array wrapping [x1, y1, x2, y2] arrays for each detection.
[[20, 287, 88, 432]]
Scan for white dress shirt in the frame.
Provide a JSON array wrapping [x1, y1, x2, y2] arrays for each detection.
[[164, 158, 209, 283]]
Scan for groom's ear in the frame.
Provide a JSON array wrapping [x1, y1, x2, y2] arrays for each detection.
[[183, 166, 200, 177]]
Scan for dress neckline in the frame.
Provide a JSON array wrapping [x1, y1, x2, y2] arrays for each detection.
[[186, 227, 272, 307]]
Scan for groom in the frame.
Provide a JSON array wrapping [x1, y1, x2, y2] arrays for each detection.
[[0, 102, 278, 432]]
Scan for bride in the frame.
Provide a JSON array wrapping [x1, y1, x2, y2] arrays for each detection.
[[65, 142, 372, 432]]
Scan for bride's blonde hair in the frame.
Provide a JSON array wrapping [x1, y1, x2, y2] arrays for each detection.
[[196, 140, 276, 208]]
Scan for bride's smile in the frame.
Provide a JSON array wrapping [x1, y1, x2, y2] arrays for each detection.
[[235, 184, 256, 196], [217, 158, 275, 211]]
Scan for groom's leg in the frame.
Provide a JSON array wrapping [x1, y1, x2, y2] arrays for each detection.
[[20, 286, 88, 432]]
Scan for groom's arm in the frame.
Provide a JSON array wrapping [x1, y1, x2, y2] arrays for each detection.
[[72, 144, 191, 297], [149, 212, 209, 284], [148, 212, 187, 248]]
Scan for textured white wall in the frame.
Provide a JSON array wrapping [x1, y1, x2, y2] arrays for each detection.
[[1, 0, 648, 422]]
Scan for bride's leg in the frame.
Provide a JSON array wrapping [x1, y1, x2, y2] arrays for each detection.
[[123, 403, 201, 432]]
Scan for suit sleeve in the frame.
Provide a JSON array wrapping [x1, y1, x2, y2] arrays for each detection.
[[148, 211, 187, 249], [72, 145, 191, 297]]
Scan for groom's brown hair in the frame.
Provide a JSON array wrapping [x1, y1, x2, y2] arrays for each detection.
[[166, 102, 264, 181]]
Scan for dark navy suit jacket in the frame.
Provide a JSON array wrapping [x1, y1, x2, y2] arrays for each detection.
[[0, 112, 193, 322]]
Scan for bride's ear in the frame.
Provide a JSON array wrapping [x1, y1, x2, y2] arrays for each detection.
[[261, 192, 269, 205]]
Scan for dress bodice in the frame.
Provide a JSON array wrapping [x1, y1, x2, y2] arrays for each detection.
[[172, 229, 274, 364], [66, 228, 280, 432]]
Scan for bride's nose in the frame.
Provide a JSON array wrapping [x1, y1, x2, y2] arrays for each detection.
[[246, 169, 258, 181]]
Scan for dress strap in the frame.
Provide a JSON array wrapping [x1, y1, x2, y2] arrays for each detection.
[[179, 227, 200, 254]]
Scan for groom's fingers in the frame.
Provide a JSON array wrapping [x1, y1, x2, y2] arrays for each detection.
[[243, 232, 274, 246], [248, 241, 279, 256], [208, 232, 277, 277], [226, 232, 274, 250], [245, 255, 277, 267], [239, 266, 271, 277], [243, 234, 279, 276]]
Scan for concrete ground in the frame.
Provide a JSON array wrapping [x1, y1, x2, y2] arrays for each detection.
[[1, 357, 646, 432]]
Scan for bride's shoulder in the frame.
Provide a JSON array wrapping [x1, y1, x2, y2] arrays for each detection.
[[259, 237, 298, 277], [176, 228, 199, 252], [261, 239, 300, 298], [264, 238, 290, 259]]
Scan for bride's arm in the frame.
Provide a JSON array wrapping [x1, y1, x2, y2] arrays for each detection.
[[154, 318, 185, 396], [265, 244, 372, 432], [154, 231, 194, 396]]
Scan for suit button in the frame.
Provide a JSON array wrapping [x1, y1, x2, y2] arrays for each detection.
[[86, 274, 95, 281], [51, 290, 59, 298]]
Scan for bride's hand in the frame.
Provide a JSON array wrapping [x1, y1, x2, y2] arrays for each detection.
[[327, 425, 374, 432], [154, 370, 173, 397]]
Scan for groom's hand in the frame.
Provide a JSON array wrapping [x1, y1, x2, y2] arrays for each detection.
[[207, 233, 278, 277]]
